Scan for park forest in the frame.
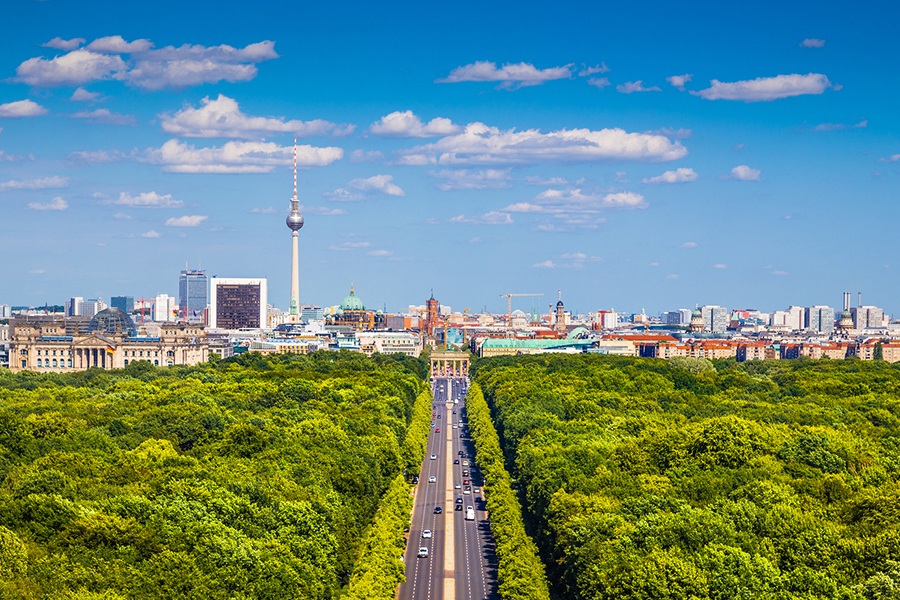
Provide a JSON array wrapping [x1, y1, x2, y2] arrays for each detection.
[[1, 350, 900, 600]]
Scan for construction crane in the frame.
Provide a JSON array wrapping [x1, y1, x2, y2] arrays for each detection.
[[499, 293, 544, 332]]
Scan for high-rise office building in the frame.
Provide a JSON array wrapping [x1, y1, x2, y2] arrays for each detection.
[[852, 306, 885, 330], [154, 294, 177, 322], [111, 296, 134, 313], [665, 309, 692, 326], [179, 269, 208, 323], [700, 305, 728, 333], [209, 278, 268, 329], [80, 298, 105, 318], [0, 304, 10, 318], [65, 297, 84, 317], [805, 306, 834, 333]]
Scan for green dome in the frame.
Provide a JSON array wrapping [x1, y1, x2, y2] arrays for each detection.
[[340, 286, 365, 311], [692, 308, 702, 317]]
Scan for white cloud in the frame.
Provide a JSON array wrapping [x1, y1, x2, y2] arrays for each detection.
[[533, 260, 556, 268], [0, 100, 48, 118], [70, 87, 104, 102], [579, 63, 610, 76], [813, 118, 867, 131], [876, 154, 900, 163], [367, 250, 393, 257], [30, 269, 46, 274], [523, 175, 569, 186], [68, 149, 130, 163], [469, 237, 481, 243], [667, 274, 679, 279], [643, 167, 698, 184], [301, 205, 348, 216], [681, 242, 698, 248], [70, 108, 136, 125], [617, 81, 662, 94], [449, 211, 514, 225], [727, 165, 761, 181], [692, 73, 835, 101], [15, 40, 278, 90], [436, 61, 572, 90], [369, 110, 461, 138], [15, 49, 128, 87], [330, 241, 372, 251], [109, 191, 182, 208], [587, 77, 610, 89], [159, 95, 353, 139], [649, 262, 659, 266], [326, 175, 404, 201], [800, 39, 825, 47], [429, 168, 512, 191], [395, 122, 687, 166], [140, 230, 161, 238], [113, 213, 132, 220], [773, 270, 788, 276], [666, 74, 692, 90], [349, 149, 385, 163], [248, 207, 278, 214], [645, 127, 693, 139], [42, 37, 85, 51], [26, 196, 68, 211], [508, 188, 646, 214], [86, 35, 153, 53], [713, 264, 727, 269], [0, 176, 68, 192], [560, 252, 587, 260], [0, 150, 31, 162], [615, 171, 630, 183], [165, 215, 208, 227], [141, 139, 342, 173], [733, 143, 747, 152]]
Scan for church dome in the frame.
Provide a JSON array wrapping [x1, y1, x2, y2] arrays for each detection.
[[340, 286, 365, 311], [88, 308, 137, 337]]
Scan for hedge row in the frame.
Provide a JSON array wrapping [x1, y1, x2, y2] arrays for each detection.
[[400, 389, 434, 475], [466, 383, 551, 600], [346, 388, 432, 599]]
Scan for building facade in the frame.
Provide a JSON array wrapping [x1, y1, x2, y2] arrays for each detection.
[[9, 318, 208, 373], [700, 305, 728, 333], [805, 305, 835, 333], [209, 278, 268, 330], [111, 296, 135, 314], [179, 269, 209, 323]]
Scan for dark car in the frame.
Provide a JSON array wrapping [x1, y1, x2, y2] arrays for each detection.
[[475, 496, 481, 502], [437, 414, 441, 418], [462, 470, 469, 477], [456, 497, 463, 503], [454, 459, 459, 464], [455, 504, 462, 511], [434, 506, 442, 514], [411, 475, 419, 484], [458, 451, 464, 456]]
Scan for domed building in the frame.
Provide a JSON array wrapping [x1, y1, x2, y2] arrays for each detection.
[[88, 308, 138, 337], [327, 285, 381, 330], [689, 307, 705, 333]]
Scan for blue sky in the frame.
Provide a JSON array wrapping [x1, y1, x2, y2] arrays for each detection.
[[1, 0, 898, 317]]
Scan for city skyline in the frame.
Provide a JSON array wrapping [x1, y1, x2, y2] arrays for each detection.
[[1, 0, 898, 315]]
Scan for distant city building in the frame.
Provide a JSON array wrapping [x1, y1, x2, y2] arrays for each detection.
[[209, 277, 268, 330], [0, 304, 10, 318], [179, 269, 209, 323], [700, 305, 727, 333], [357, 331, 423, 357], [65, 297, 84, 317], [300, 306, 324, 322], [689, 308, 704, 333], [80, 298, 105, 318], [771, 306, 804, 331], [554, 290, 567, 332], [665, 309, 692, 326], [852, 306, 885, 330], [595, 310, 618, 330], [805, 306, 835, 333], [111, 296, 134, 313], [9, 313, 208, 373], [154, 294, 177, 322], [424, 292, 441, 336]]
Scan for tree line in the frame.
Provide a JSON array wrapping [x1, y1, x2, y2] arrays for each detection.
[[0, 350, 426, 599], [473, 354, 900, 600], [466, 383, 551, 600]]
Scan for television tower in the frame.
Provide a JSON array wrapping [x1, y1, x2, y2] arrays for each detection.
[[286, 136, 304, 316]]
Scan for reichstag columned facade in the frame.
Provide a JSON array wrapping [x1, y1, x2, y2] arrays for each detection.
[[9, 308, 209, 373]]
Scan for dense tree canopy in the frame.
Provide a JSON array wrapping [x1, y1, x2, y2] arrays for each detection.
[[0, 350, 425, 599], [474, 355, 900, 600]]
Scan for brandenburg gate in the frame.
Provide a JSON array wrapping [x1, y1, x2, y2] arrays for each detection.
[[430, 351, 469, 379]]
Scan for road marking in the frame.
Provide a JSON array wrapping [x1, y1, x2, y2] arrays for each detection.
[[444, 401, 455, 600]]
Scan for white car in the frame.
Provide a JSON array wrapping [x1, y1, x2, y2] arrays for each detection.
[[474, 487, 480, 493], [463, 489, 470, 494], [418, 547, 428, 558], [453, 425, 458, 429], [455, 484, 461, 489], [428, 476, 436, 483], [430, 454, 437, 460], [422, 530, 432, 539]]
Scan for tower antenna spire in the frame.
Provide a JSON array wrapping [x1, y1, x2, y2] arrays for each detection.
[[286, 134, 305, 317], [293, 135, 297, 200]]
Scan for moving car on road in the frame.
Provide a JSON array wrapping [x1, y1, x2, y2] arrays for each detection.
[[418, 547, 428, 558], [428, 476, 436, 483], [465, 506, 475, 521], [422, 530, 432, 538]]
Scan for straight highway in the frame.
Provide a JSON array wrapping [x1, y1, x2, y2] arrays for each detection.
[[398, 377, 498, 600]]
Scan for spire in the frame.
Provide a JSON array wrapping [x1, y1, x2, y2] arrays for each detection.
[[558, 288, 561, 302], [293, 135, 297, 201]]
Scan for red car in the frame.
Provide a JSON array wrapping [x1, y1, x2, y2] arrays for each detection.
[[435, 428, 440, 433]]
